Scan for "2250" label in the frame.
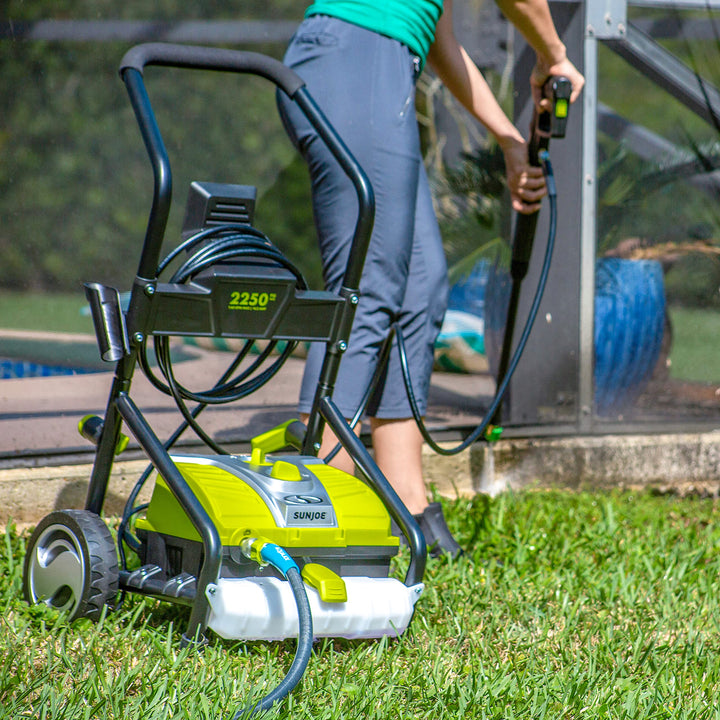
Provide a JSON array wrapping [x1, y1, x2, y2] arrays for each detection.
[[228, 290, 277, 310]]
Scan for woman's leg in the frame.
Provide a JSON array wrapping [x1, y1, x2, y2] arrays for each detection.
[[279, 18, 460, 556], [369, 417, 426, 514], [278, 17, 422, 419], [368, 165, 462, 558]]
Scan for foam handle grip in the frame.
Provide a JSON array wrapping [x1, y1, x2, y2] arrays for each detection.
[[119, 42, 306, 98]]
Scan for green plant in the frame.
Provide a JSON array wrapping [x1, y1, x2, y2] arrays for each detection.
[[434, 144, 512, 285]]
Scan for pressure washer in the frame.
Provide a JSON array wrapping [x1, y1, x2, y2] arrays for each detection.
[[22, 43, 426, 717]]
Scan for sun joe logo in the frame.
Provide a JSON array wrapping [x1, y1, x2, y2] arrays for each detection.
[[228, 290, 277, 311], [283, 495, 335, 526]]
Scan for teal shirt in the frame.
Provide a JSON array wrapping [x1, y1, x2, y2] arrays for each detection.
[[306, 0, 444, 63]]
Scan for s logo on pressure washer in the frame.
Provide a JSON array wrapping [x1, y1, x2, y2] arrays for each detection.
[[284, 494, 324, 505]]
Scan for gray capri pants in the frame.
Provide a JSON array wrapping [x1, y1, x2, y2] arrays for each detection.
[[277, 15, 448, 419]]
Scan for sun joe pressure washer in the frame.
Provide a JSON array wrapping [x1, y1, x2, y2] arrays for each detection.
[[22, 43, 426, 715]]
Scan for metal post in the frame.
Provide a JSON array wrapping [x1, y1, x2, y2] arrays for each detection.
[[579, 17, 599, 432]]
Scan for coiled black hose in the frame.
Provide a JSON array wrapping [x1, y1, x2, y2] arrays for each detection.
[[138, 227, 306, 419]]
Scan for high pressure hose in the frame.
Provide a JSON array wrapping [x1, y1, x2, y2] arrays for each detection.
[[395, 151, 557, 456], [138, 225, 307, 432], [322, 76, 571, 464], [322, 151, 558, 463], [232, 540, 314, 719]]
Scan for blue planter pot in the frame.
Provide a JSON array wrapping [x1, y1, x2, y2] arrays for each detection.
[[594, 258, 665, 416]]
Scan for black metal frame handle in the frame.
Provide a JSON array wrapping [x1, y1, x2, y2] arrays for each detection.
[[119, 44, 375, 457], [118, 43, 374, 288]]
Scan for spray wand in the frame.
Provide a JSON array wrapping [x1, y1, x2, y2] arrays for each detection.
[[492, 75, 572, 424]]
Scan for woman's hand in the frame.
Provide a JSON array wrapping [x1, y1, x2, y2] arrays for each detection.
[[499, 136, 546, 214], [531, 55, 584, 112]]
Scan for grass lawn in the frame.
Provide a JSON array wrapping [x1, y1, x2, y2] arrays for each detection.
[[0, 291, 94, 335], [668, 306, 720, 384], [3, 489, 720, 719]]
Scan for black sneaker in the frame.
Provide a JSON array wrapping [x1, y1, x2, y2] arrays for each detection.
[[392, 503, 464, 559], [414, 502, 463, 559]]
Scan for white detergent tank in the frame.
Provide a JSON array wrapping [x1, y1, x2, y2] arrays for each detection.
[[205, 576, 424, 641]]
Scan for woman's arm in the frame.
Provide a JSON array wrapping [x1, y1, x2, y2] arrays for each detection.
[[426, 0, 545, 213], [495, 0, 584, 106]]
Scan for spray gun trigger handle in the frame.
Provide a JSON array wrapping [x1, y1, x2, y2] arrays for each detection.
[[543, 75, 572, 139]]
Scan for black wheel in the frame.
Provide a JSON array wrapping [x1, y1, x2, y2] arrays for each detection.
[[23, 509, 119, 621]]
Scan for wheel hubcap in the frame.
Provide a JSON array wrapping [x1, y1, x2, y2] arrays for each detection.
[[27, 524, 86, 614]]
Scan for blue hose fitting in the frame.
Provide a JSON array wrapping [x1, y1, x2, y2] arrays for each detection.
[[260, 543, 299, 578], [241, 537, 299, 578], [233, 539, 312, 719]]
